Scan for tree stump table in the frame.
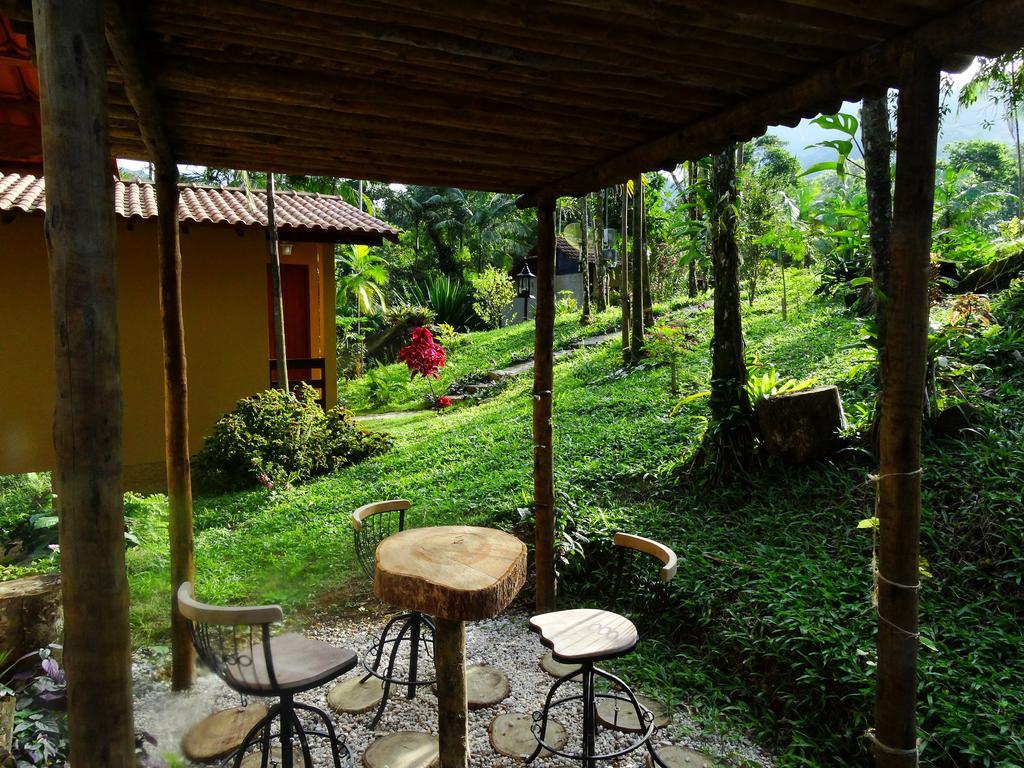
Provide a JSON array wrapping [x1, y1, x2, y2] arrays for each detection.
[[375, 526, 526, 768]]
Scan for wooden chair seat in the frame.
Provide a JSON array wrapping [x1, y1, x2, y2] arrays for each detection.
[[529, 608, 638, 663], [225, 632, 358, 694]]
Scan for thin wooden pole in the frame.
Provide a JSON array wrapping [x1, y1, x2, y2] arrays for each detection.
[[533, 198, 557, 613], [267, 173, 289, 391], [434, 618, 468, 768], [620, 185, 630, 359], [155, 162, 196, 691], [873, 48, 940, 768], [687, 161, 699, 297], [32, 0, 135, 764], [630, 175, 645, 361], [105, 0, 197, 691]]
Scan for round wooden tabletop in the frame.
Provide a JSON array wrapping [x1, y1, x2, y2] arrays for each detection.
[[374, 525, 527, 622]]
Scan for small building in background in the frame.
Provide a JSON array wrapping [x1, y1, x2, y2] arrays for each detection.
[[0, 173, 398, 488], [506, 236, 594, 323]]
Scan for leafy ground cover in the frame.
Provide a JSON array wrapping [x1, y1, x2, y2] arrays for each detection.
[[29, 271, 1023, 766], [337, 304, 628, 413]]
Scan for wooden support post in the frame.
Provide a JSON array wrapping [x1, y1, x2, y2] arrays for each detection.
[[862, 90, 893, 351], [155, 162, 196, 690], [267, 172, 289, 391], [32, 0, 135, 764], [630, 175, 645, 361], [687, 161, 699, 298], [533, 198, 557, 613], [434, 618, 468, 768], [620, 185, 630, 359], [105, 0, 196, 689], [873, 49, 939, 768]]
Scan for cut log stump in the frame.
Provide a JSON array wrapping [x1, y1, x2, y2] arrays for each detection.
[[0, 694, 13, 753], [0, 574, 62, 662], [327, 676, 385, 714], [433, 664, 509, 710], [363, 731, 439, 768], [596, 693, 670, 732], [239, 747, 281, 767], [647, 745, 720, 767], [488, 713, 567, 759], [755, 385, 847, 464], [181, 704, 269, 763], [539, 650, 581, 680]]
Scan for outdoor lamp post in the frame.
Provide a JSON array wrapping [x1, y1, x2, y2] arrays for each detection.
[[603, 228, 619, 267], [517, 262, 535, 322]]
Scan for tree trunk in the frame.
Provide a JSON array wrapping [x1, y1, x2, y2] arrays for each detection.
[[596, 191, 608, 312], [267, 173, 289, 391], [873, 49, 940, 768], [533, 199, 557, 613], [687, 161, 699, 298], [32, 0, 135, 764], [580, 196, 592, 324], [0, 574, 62, 662], [434, 618, 468, 768], [630, 176, 645, 361], [620, 185, 630, 360], [862, 92, 893, 347], [709, 147, 748, 425], [155, 162, 196, 691], [641, 187, 654, 327]]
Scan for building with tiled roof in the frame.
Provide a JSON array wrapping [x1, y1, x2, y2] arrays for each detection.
[[0, 171, 398, 486]]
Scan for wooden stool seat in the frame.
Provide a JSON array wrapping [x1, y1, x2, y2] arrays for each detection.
[[529, 608, 638, 663], [224, 632, 358, 693]]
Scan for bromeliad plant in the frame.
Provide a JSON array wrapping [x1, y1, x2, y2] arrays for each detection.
[[398, 327, 449, 408]]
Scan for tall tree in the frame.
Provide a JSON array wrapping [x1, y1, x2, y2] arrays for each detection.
[[862, 92, 894, 349], [641, 183, 655, 327], [687, 161, 699, 297], [698, 146, 755, 478], [620, 184, 631, 361], [596, 191, 608, 311], [630, 175, 645, 361], [579, 195, 593, 324], [266, 173, 289, 392]]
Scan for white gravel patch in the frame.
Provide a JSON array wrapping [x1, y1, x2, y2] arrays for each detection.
[[134, 610, 774, 767]]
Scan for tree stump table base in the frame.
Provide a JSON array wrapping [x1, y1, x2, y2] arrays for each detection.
[[540, 650, 581, 680], [596, 693, 670, 732], [646, 745, 719, 767], [180, 704, 269, 763], [327, 676, 385, 715], [363, 731, 439, 768], [488, 713, 568, 759]]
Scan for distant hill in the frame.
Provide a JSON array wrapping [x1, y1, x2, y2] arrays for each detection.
[[770, 90, 1016, 171]]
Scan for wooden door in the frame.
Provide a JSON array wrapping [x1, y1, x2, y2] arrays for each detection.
[[268, 263, 311, 383]]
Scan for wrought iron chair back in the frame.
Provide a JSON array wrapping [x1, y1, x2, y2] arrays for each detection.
[[352, 499, 411, 580], [177, 581, 284, 693], [609, 532, 678, 625]]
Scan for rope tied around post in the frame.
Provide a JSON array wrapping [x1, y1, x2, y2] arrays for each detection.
[[866, 729, 920, 759]]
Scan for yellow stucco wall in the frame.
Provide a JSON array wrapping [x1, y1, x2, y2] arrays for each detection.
[[0, 214, 335, 483]]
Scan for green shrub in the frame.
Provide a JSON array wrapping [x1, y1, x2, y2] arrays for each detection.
[[194, 384, 393, 491], [994, 277, 1024, 329], [554, 290, 578, 315], [471, 267, 516, 329], [383, 303, 435, 329], [433, 322, 468, 353]]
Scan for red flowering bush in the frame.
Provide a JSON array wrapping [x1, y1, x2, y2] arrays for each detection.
[[436, 396, 453, 410], [398, 327, 447, 380]]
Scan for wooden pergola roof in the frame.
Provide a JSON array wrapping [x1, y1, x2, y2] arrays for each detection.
[[2, 1, 1022, 203]]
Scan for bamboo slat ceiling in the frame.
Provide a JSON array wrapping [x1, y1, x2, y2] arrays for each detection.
[[3, 0, 1024, 200]]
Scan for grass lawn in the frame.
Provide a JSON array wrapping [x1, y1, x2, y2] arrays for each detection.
[[126, 270, 1023, 767]]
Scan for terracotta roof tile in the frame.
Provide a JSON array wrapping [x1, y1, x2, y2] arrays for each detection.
[[0, 173, 399, 242]]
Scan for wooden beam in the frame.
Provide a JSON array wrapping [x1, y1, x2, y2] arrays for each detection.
[[518, 0, 1024, 206], [532, 198, 556, 614], [873, 47, 940, 768], [31, 0, 135, 765], [104, 0, 195, 691]]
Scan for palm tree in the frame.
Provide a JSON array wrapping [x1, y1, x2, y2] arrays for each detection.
[[337, 245, 390, 322]]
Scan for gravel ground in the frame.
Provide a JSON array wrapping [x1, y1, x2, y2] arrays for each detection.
[[134, 610, 774, 767]]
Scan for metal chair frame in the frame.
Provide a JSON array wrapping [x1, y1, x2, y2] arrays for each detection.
[[528, 531, 678, 767], [178, 583, 351, 768], [352, 500, 435, 728]]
